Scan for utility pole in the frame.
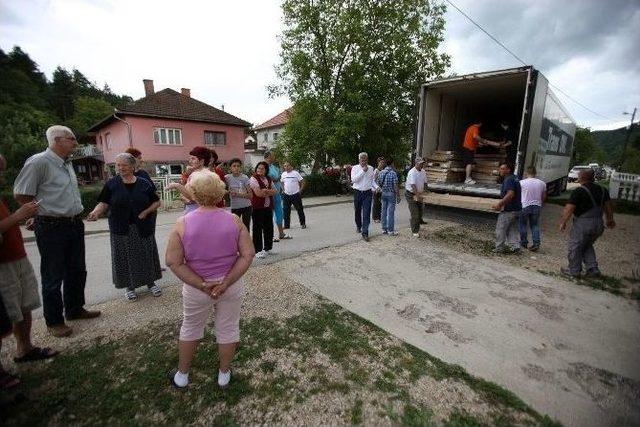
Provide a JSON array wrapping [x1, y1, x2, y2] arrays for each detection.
[[619, 107, 637, 170]]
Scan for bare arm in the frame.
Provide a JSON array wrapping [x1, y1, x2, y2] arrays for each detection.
[[139, 200, 161, 219], [87, 202, 109, 221], [559, 203, 576, 231], [14, 195, 35, 206], [165, 218, 215, 292], [492, 190, 515, 211], [603, 200, 615, 228], [211, 215, 255, 297], [299, 179, 306, 192], [0, 201, 39, 233]]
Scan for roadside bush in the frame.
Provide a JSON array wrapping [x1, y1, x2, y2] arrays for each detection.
[[303, 173, 342, 197], [1, 185, 103, 214]]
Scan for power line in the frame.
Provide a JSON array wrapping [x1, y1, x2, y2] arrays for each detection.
[[444, 0, 614, 122]]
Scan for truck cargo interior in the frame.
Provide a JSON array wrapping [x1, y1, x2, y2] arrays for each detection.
[[420, 72, 529, 196]]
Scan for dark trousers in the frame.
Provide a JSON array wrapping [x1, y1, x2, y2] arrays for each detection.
[[519, 205, 541, 247], [405, 191, 423, 233], [232, 206, 252, 230], [353, 189, 373, 236], [283, 193, 306, 228], [372, 191, 382, 221], [252, 208, 274, 252], [34, 217, 87, 326]]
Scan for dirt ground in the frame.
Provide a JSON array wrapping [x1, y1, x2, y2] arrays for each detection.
[[423, 203, 640, 298]]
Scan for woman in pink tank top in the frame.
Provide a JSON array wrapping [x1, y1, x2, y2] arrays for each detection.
[[166, 170, 254, 389]]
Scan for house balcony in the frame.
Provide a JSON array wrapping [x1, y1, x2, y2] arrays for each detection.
[[72, 145, 103, 160]]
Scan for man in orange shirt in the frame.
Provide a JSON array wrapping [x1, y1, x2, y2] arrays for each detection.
[[461, 120, 503, 185]]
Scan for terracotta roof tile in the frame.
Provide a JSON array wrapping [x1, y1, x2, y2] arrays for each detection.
[[254, 108, 291, 131], [88, 88, 251, 131]]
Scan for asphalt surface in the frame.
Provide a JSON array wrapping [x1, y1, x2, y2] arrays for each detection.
[[25, 200, 413, 314]]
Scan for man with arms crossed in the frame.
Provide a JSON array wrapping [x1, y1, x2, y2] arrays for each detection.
[[351, 152, 376, 242]]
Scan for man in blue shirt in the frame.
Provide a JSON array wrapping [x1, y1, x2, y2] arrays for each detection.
[[376, 157, 400, 235], [492, 162, 522, 254]]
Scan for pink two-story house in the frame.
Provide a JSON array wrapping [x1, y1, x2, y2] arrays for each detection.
[[88, 79, 251, 176]]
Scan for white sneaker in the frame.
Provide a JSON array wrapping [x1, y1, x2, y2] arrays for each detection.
[[390, 231, 399, 236], [256, 251, 266, 259], [218, 369, 231, 388], [412, 233, 420, 237], [464, 178, 476, 185]]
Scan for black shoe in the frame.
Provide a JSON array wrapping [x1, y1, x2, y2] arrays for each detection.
[[420, 219, 427, 225], [560, 267, 580, 279], [584, 270, 601, 278], [66, 309, 101, 321], [528, 245, 540, 252], [356, 228, 361, 234], [362, 235, 370, 242], [301, 224, 307, 229]]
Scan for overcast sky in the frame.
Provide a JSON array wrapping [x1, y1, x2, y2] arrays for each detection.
[[1, 0, 638, 130]]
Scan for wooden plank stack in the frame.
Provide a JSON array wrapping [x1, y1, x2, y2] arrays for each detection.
[[471, 149, 506, 185], [426, 150, 465, 183]]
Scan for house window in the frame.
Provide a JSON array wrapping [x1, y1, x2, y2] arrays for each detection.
[[105, 132, 112, 151], [204, 131, 226, 146], [153, 128, 182, 145], [262, 133, 268, 143], [273, 132, 279, 141], [155, 163, 184, 176]]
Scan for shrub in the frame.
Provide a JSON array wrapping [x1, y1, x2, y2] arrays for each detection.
[[303, 173, 342, 197]]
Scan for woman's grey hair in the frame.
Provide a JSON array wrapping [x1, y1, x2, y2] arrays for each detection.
[[46, 125, 75, 148], [115, 152, 137, 167], [358, 152, 368, 160]]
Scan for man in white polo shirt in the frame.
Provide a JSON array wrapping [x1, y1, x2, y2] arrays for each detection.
[[519, 166, 547, 251], [281, 162, 306, 230], [405, 157, 427, 236], [350, 152, 376, 241]]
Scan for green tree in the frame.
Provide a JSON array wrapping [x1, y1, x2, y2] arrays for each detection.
[[68, 96, 114, 142], [49, 66, 76, 121], [271, 0, 450, 171], [0, 115, 48, 186], [572, 127, 605, 166]]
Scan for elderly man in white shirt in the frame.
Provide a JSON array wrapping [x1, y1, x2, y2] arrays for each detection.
[[350, 152, 376, 241], [405, 157, 427, 236]]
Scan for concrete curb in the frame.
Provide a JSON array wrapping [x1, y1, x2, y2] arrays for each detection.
[[22, 199, 352, 243]]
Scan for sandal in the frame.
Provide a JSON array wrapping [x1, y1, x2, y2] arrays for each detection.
[[125, 290, 138, 301], [13, 347, 58, 363], [149, 284, 162, 297], [0, 372, 20, 390]]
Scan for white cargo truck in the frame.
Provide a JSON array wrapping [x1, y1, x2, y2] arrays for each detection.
[[414, 66, 576, 210]]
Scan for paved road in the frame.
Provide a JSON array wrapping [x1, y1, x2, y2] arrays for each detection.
[[25, 201, 412, 314]]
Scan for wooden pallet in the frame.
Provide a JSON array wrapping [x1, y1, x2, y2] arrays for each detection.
[[416, 192, 497, 212]]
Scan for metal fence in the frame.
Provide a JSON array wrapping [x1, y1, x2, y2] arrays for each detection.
[[152, 174, 184, 210], [609, 171, 640, 202]]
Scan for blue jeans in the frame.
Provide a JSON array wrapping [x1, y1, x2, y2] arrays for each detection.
[[519, 205, 541, 247], [381, 192, 396, 232], [353, 189, 372, 236], [34, 217, 87, 326]]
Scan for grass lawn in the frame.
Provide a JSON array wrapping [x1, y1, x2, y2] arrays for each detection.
[[3, 302, 559, 426]]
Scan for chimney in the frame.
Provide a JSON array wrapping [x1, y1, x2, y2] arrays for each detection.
[[143, 79, 154, 96], [181, 88, 191, 97]]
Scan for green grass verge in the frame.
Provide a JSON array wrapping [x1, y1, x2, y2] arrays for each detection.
[[4, 303, 558, 426], [537, 270, 639, 299]]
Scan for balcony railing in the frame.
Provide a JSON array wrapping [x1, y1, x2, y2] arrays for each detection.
[[72, 145, 103, 159]]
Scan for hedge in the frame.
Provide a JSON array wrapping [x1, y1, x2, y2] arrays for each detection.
[[302, 173, 342, 197], [1, 185, 103, 214]]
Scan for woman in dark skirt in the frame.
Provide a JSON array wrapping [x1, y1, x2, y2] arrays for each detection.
[[88, 153, 162, 301]]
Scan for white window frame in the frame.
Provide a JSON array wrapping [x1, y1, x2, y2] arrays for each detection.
[[153, 128, 183, 145], [204, 130, 226, 146]]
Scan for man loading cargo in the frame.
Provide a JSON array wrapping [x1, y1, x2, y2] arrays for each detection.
[[498, 120, 518, 167], [461, 120, 504, 185]]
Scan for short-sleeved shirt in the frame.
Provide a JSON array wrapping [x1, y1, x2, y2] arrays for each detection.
[[500, 174, 522, 212], [519, 177, 546, 208], [568, 183, 610, 217], [405, 167, 427, 193], [462, 124, 481, 151], [225, 173, 252, 209], [249, 176, 271, 208], [97, 179, 160, 224], [13, 148, 83, 217], [281, 170, 304, 195], [0, 199, 26, 263], [377, 167, 398, 193]]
